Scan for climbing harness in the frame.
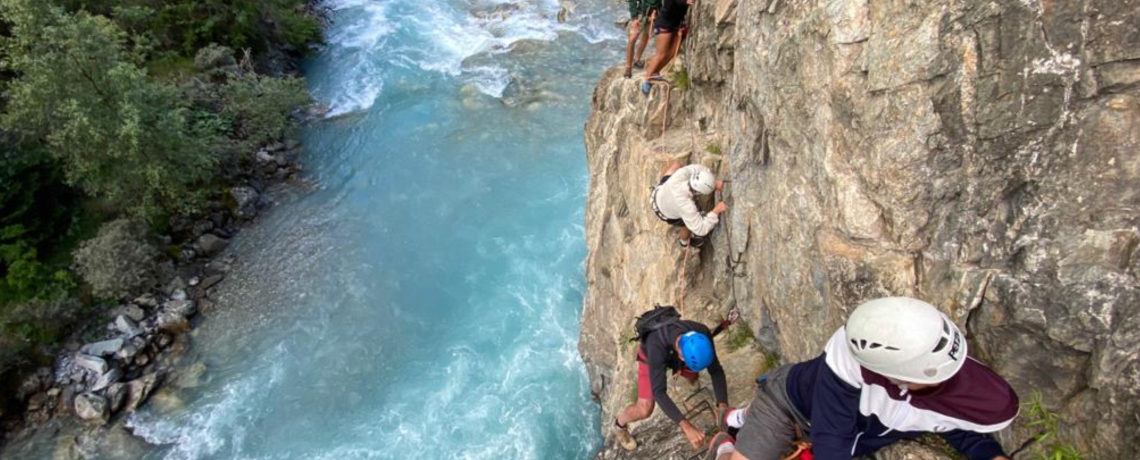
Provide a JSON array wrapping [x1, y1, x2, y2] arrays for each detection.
[[650, 185, 674, 223]]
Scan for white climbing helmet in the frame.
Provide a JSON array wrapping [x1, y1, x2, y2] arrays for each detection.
[[689, 165, 716, 195], [845, 297, 967, 384]]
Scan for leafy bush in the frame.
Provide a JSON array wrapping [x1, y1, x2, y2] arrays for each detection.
[[183, 45, 311, 164], [0, 242, 75, 303], [219, 72, 310, 156], [1024, 391, 1086, 460], [73, 218, 159, 300], [0, 0, 220, 220], [0, 149, 75, 250], [724, 321, 754, 352]]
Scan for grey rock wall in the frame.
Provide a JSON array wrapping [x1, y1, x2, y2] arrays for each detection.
[[580, 0, 1140, 458]]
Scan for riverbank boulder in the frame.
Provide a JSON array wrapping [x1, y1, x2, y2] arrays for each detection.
[[73, 394, 108, 425], [228, 186, 260, 220], [196, 233, 230, 257], [123, 373, 162, 413]]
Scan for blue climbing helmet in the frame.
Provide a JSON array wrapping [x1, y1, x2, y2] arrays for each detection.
[[678, 331, 714, 371]]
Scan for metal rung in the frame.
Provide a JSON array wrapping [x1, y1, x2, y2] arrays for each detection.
[[680, 399, 717, 460]]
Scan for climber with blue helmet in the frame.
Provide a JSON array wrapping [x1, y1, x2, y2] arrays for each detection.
[[612, 306, 729, 452]]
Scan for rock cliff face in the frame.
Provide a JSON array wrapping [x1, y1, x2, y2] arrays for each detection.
[[579, 0, 1140, 459]]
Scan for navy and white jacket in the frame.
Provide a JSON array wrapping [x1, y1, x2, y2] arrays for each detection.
[[785, 328, 1019, 460]]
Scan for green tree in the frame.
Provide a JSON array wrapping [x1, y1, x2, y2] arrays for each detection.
[[184, 44, 311, 165], [56, 0, 321, 59], [0, 0, 218, 220]]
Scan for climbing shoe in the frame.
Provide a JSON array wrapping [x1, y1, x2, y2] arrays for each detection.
[[640, 80, 652, 96], [704, 432, 736, 460], [679, 236, 706, 248], [613, 422, 638, 451]]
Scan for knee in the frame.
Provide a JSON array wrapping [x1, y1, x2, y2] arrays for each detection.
[[635, 399, 655, 418]]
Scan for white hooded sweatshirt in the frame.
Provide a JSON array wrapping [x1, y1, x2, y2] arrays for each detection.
[[653, 165, 719, 236]]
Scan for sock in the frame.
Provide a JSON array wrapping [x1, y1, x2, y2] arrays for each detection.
[[716, 440, 736, 458], [725, 408, 747, 429]]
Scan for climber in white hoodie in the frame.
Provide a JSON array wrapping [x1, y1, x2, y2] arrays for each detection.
[[651, 162, 727, 246]]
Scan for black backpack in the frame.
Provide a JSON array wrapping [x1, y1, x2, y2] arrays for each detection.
[[631, 305, 682, 343]]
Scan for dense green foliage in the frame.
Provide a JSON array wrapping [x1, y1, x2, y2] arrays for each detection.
[[57, 0, 321, 60], [2, 0, 219, 220], [0, 0, 317, 375], [74, 219, 159, 299]]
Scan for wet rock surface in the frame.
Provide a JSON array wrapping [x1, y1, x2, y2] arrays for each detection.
[[581, 0, 1140, 459]]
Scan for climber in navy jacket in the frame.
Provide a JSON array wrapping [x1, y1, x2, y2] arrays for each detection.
[[710, 297, 1019, 460]]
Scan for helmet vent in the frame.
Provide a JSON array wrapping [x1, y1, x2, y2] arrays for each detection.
[[851, 339, 900, 351], [932, 336, 949, 353]]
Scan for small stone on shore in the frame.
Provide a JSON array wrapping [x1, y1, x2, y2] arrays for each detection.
[[91, 368, 122, 392], [81, 339, 125, 358], [196, 234, 230, 256], [74, 354, 109, 375], [74, 393, 109, 425]]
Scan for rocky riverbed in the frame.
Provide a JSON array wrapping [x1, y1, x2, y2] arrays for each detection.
[[0, 138, 308, 458]]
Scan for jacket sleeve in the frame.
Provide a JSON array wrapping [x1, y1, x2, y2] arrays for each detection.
[[940, 430, 1006, 460], [809, 362, 862, 460], [667, 168, 719, 236], [707, 354, 729, 405], [647, 340, 686, 423]]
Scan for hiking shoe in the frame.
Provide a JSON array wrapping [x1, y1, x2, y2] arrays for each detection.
[[612, 424, 638, 451], [640, 80, 652, 96], [721, 407, 746, 436], [634, 59, 645, 69], [704, 432, 735, 460]]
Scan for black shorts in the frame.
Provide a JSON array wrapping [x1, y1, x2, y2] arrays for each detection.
[[654, 0, 688, 33]]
